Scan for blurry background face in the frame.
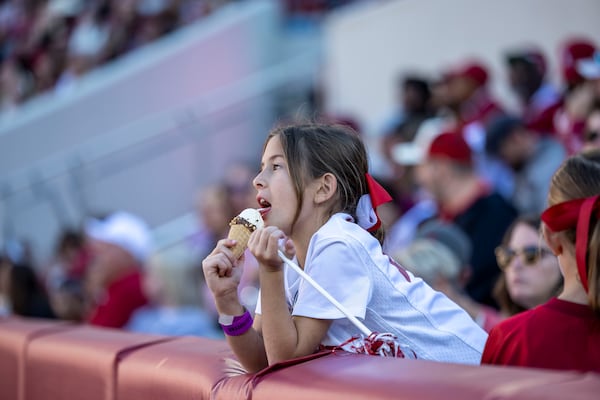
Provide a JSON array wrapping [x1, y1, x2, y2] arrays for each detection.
[[142, 249, 203, 308], [583, 110, 600, 151], [85, 239, 136, 300], [224, 162, 257, 214], [430, 79, 455, 110], [447, 76, 475, 104], [505, 222, 562, 309], [196, 184, 232, 236], [414, 159, 445, 202], [508, 62, 538, 101], [498, 129, 529, 170], [414, 162, 433, 191], [401, 81, 429, 113]]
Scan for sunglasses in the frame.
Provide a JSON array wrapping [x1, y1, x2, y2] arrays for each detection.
[[495, 245, 553, 270]]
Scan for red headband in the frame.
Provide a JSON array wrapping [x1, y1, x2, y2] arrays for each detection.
[[365, 173, 393, 232], [541, 195, 600, 293]]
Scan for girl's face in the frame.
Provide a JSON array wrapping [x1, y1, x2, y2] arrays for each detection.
[[582, 110, 600, 152], [502, 222, 561, 309], [253, 135, 301, 234]]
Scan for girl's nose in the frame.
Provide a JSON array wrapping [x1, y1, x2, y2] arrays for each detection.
[[253, 172, 263, 189]]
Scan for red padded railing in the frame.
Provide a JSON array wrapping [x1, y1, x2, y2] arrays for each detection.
[[0, 317, 598, 400]]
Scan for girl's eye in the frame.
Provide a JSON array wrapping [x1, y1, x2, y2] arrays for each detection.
[[272, 164, 281, 170]]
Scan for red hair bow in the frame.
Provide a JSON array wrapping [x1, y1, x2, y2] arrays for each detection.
[[365, 173, 393, 232], [541, 195, 600, 293]]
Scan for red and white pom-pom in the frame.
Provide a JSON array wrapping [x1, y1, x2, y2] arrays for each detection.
[[340, 332, 416, 358]]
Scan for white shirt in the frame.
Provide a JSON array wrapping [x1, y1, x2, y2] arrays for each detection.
[[256, 213, 487, 364]]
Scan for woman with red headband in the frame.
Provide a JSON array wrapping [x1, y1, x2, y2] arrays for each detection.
[[482, 150, 600, 372], [202, 123, 487, 372]]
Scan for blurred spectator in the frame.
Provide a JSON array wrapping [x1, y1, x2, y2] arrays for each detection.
[[381, 74, 434, 201], [414, 131, 517, 307], [395, 220, 503, 332], [44, 229, 91, 321], [84, 211, 151, 328], [190, 182, 234, 260], [576, 50, 600, 150], [482, 150, 600, 371], [505, 45, 562, 135], [0, 57, 33, 113], [485, 115, 566, 215], [553, 38, 597, 154], [0, 255, 12, 316], [126, 245, 222, 337], [9, 262, 56, 318], [493, 215, 562, 317], [381, 74, 433, 142], [577, 49, 600, 85], [429, 72, 459, 122], [443, 59, 512, 198], [224, 160, 260, 215], [384, 117, 444, 253], [582, 100, 600, 152], [560, 38, 597, 91], [1, 238, 56, 319], [447, 60, 504, 129]]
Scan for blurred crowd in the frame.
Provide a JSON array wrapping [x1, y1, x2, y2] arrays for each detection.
[[0, 0, 362, 114], [0, 0, 241, 113], [373, 35, 600, 332], [1, 1, 599, 344], [0, 159, 261, 339]]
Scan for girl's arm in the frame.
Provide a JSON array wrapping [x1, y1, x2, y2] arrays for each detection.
[[222, 308, 268, 373], [249, 227, 332, 365], [202, 239, 268, 372], [259, 268, 332, 364]]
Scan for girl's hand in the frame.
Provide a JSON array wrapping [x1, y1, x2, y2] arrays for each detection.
[[201, 239, 244, 305], [248, 226, 291, 273]]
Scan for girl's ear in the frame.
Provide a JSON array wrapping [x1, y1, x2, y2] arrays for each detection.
[[542, 224, 562, 256], [314, 173, 337, 204]]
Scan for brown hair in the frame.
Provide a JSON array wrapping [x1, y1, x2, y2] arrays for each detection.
[[547, 149, 600, 316], [493, 214, 562, 316], [263, 123, 385, 243]]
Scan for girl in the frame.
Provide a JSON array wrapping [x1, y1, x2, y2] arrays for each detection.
[[202, 123, 487, 373], [493, 215, 563, 317], [482, 150, 600, 372]]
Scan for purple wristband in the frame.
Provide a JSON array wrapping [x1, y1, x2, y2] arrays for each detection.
[[219, 310, 253, 336]]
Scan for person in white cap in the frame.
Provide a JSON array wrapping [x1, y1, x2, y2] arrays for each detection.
[[84, 211, 152, 328]]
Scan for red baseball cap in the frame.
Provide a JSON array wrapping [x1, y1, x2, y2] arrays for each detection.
[[427, 132, 472, 165], [561, 38, 596, 85], [446, 61, 489, 87]]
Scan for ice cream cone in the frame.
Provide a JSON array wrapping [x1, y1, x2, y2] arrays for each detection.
[[227, 208, 264, 259], [228, 223, 252, 259]]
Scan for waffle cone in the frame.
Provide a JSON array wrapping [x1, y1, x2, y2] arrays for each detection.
[[228, 224, 252, 259]]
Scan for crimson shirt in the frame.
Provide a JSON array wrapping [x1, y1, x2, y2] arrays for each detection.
[[88, 270, 148, 328], [482, 298, 600, 372]]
